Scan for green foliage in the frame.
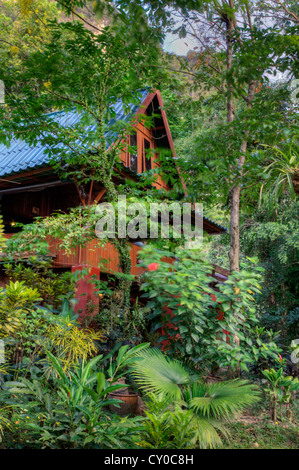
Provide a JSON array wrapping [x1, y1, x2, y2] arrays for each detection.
[[0, 351, 142, 448], [0, 281, 41, 338], [0, 0, 59, 68], [131, 346, 260, 448], [243, 199, 299, 341], [0, 282, 102, 376], [260, 142, 299, 206], [43, 320, 104, 376], [139, 245, 279, 373], [0, 407, 10, 443], [175, 84, 296, 210], [138, 395, 198, 449], [106, 343, 150, 384], [247, 327, 282, 374], [262, 367, 299, 422], [5, 307, 53, 366], [150, 0, 299, 212], [186, 380, 260, 420], [145, 0, 299, 276], [0, 344, 155, 448], [4, 257, 77, 308], [95, 297, 149, 344], [129, 347, 192, 400]]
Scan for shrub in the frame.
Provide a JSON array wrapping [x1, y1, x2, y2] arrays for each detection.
[[4, 257, 76, 308], [0, 281, 41, 338], [139, 246, 279, 375]]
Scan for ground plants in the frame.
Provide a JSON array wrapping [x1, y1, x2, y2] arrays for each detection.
[[262, 367, 299, 422], [4, 258, 77, 308], [137, 393, 198, 449], [1, 345, 149, 448], [131, 347, 260, 448], [0, 281, 41, 338], [44, 318, 104, 377], [220, 400, 298, 449], [0, 279, 105, 379]]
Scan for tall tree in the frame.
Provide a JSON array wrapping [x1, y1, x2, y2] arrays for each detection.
[[0, 1, 162, 311], [129, 0, 299, 270]]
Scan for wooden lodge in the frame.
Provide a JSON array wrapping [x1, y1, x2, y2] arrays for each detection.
[[0, 89, 228, 314]]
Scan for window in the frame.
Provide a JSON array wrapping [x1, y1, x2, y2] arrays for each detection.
[[129, 134, 138, 172], [143, 138, 152, 171], [127, 133, 153, 173]]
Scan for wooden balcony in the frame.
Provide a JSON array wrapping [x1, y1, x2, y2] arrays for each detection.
[[3, 233, 143, 276], [47, 237, 143, 275], [3, 234, 230, 283]]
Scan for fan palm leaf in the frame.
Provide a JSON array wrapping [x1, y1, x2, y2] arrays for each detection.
[[132, 348, 191, 400], [186, 379, 260, 420], [131, 349, 261, 448], [190, 415, 228, 449]]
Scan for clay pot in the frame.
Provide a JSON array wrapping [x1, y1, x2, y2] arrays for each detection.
[[109, 391, 139, 416]]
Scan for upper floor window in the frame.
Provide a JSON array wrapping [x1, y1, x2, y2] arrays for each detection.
[[143, 138, 152, 172], [129, 134, 138, 172], [127, 132, 153, 174]]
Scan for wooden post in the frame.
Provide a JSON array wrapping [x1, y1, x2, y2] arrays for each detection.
[[71, 265, 100, 323]]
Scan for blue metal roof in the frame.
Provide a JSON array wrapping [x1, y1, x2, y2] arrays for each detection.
[[203, 215, 228, 234], [0, 90, 227, 234], [0, 89, 149, 178]]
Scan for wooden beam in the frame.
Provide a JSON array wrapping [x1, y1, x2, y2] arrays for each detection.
[[212, 264, 230, 277], [0, 167, 52, 183], [93, 188, 106, 204]]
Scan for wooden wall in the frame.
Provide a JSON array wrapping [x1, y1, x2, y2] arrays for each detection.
[[2, 110, 172, 274], [2, 182, 80, 226], [4, 232, 144, 276], [120, 121, 169, 191], [47, 237, 143, 276]]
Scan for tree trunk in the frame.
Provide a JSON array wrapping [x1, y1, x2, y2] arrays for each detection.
[[224, 10, 257, 368], [229, 183, 241, 271], [228, 77, 256, 272], [224, 0, 256, 273], [226, 16, 235, 125], [286, 401, 292, 421], [225, 14, 240, 272]]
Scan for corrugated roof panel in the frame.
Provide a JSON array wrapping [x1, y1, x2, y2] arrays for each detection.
[[204, 215, 228, 233], [0, 89, 149, 177]]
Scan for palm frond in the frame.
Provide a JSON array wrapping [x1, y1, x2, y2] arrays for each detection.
[[190, 415, 225, 449], [131, 348, 191, 400], [187, 379, 260, 420]]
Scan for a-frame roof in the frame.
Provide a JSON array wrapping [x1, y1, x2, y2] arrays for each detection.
[[0, 89, 227, 234], [0, 89, 150, 178]]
